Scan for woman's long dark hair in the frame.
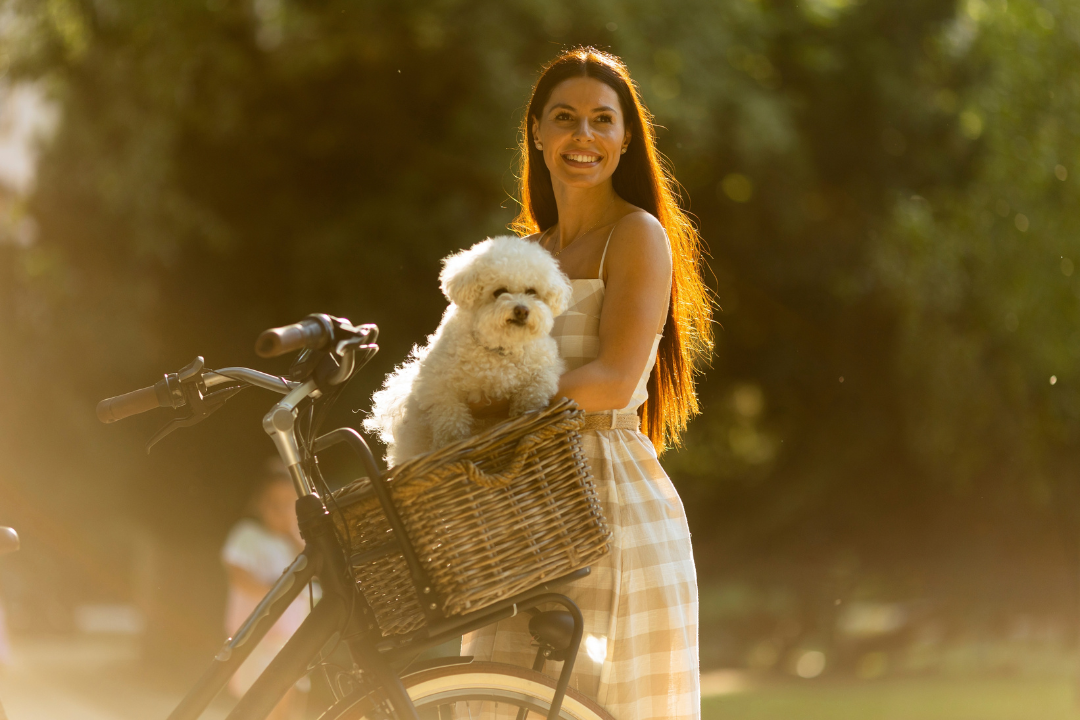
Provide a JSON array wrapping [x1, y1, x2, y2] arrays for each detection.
[[512, 47, 713, 452]]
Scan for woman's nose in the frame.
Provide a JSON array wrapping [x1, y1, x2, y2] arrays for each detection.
[[572, 119, 593, 140]]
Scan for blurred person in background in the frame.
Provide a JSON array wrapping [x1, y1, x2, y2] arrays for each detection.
[[222, 459, 310, 720], [0, 526, 18, 673], [463, 48, 712, 720], [0, 602, 9, 670]]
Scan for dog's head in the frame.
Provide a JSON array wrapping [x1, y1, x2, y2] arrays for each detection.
[[440, 235, 573, 347]]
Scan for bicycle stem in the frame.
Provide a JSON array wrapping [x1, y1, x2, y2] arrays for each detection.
[[262, 378, 319, 496]]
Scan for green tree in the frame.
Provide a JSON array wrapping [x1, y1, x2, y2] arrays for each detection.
[[1, 0, 1077, 669]]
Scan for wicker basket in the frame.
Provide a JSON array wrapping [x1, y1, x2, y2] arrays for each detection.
[[330, 398, 610, 636]]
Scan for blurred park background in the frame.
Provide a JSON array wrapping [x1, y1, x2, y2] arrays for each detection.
[[0, 0, 1079, 716]]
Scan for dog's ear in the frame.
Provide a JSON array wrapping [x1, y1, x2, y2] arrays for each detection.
[[440, 242, 489, 309], [544, 272, 573, 317]]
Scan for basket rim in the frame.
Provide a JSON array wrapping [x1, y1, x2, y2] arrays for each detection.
[[386, 397, 583, 480]]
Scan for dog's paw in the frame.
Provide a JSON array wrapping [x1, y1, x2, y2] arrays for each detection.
[[508, 395, 547, 417], [508, 369, 560, 416], [428, 402, 474, 449]]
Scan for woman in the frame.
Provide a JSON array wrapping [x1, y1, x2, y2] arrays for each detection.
[[463, 47, 713, 720]]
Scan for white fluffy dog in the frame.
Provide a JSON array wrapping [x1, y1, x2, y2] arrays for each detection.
[[364, 236, 572, 466]]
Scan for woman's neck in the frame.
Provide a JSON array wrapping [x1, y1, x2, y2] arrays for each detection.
[[551, 181, 619, 246]]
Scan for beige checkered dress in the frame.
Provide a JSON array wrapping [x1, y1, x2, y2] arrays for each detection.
[[461, 236, 701, 720]]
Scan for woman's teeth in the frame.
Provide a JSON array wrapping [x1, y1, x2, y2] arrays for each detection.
[[565, 154, 600, 163]]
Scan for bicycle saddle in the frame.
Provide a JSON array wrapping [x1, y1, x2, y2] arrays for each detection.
[[528, 610, 575, 662]]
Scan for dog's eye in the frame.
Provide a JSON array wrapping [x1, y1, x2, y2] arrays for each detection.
[[525, 288, 538, 296], [493, 287, 509, 297]]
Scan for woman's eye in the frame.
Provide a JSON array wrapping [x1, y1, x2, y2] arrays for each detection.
[[596, 114, 613, 123], [525, 288, 538, 296], [493, 288, 509, 297], [554, 112, 572, 121]]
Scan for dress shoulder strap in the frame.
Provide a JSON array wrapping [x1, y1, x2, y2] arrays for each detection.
[[597, 223, 618, 281], [537, 226, 553, 247]]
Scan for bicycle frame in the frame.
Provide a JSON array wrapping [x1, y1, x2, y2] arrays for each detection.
[[164, 362, 587, 720]]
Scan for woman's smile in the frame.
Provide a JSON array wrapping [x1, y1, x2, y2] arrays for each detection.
[[562, 152, 603, 167]]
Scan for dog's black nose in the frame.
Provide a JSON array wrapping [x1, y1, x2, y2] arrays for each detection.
[[513, 305, 529, 322]]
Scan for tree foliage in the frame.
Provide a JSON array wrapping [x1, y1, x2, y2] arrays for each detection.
[[1, 0, 1077, 659]]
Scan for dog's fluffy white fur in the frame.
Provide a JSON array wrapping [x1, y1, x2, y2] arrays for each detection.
[[364, 235, 572, 466]]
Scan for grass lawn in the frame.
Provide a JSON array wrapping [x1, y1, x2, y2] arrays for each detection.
[[703, 677, 1080, 720]]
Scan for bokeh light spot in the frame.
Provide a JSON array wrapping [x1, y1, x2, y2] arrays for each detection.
[[733, 384, 765, 417], [1055, 164, 1068, 181], [721, 173, 754, 203], [796, 650, 826, 678], [960, 110, 983, 140], [1014, 213, 1029, 232]]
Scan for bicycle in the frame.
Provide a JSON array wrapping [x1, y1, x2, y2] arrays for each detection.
[[97, 314, 613, 720]]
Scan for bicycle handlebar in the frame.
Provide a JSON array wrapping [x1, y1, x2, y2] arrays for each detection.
[[97, 383, 166, 424], [98, 315, 376, 430], [255, 315, 333, 358]]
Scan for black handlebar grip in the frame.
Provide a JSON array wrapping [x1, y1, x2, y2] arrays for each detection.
[[255, 317, 331, 358], [97, 385, 164, 424]]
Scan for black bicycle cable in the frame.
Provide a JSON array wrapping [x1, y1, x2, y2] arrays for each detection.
[[285, 394, 348, 664], [297, 346, 389, 683], [299, 379, 365, 676]]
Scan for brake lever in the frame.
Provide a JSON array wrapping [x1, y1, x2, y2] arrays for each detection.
[[295, 323, 379, 391], [178, 356, 205, 383], [145, 384, 245, 453]]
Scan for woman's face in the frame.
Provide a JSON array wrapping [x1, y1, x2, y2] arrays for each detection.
[[532, 77, 631, 191]]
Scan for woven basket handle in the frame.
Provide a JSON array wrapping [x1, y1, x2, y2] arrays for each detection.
[[455, 419, 567, 487], [394, 416, 580, 501]]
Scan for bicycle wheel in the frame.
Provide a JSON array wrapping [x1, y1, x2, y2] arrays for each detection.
[[320, 661, 614, 720]]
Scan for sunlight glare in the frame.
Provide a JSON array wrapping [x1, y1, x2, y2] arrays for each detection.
[[585, 634, 608, 664]]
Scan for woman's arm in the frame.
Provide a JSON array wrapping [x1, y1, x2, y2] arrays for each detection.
[[557, 212, 671, 411]]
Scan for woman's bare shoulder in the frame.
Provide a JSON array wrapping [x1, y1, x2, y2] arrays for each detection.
[[616, 208, 665, 234], [601, 210, 670, 285], [610, 211, 670, 259]]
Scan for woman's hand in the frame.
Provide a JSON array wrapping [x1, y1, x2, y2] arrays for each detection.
[[468, 393, 511, 419]]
